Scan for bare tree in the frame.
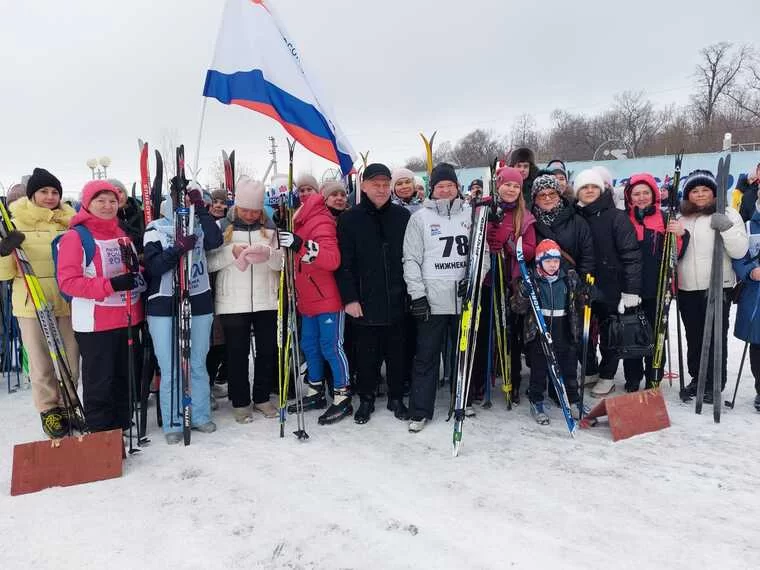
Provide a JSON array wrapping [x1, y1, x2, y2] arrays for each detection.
[[613, 91, 667, 156], [452, 129, 509, 167], [727, 49, 760, 124], [403, 156, 427, 171], [510, 113, 540, 150], [691, 42, 749, 130]]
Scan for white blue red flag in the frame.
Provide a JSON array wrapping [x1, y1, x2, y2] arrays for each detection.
[[203, 0, 355, 174]]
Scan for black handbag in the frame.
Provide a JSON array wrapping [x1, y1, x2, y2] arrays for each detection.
[[602, 308, 653, 359]]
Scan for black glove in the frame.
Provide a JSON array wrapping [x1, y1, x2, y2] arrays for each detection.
[[566, 269, 580, 290], [278, 231, 303, 251], [0, 230, 25, 257], [410, 297, 431, 322], [457, 279, 468, 298], [110, 273, 138, 292], [187, 188, 205, 210], [174, 234, 197, 254]]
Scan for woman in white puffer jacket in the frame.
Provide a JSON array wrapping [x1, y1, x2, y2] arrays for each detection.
[[207, 177, 283, 423], [677, 169, 748, 403]]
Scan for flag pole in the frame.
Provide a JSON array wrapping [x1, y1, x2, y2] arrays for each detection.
[[193, 97, 209, 175]]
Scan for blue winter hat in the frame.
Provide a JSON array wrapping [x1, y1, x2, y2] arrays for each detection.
[[683, 169, 717, 199]]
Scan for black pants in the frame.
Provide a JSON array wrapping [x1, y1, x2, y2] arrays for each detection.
[[76, 327, 139, 432], [402, 313, 417, 383], [526, 336, 580, 405], [622, 298, 662, 389], [409, 315, 458, 420], [469, 286, 523, 401], [589, 302, 620, 380], [353, 323, 405, 401], [750, 344, 760, 395], [678, 289, 731, 390], [221, 311, 277, 408], [205, 344, 226, 386]]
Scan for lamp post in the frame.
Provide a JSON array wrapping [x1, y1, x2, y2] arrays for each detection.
[[86, 156, 112, 179]]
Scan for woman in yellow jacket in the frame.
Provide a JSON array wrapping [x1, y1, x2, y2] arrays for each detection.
[[0, 168, 79, 438]]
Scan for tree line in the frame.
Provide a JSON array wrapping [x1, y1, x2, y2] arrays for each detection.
[[405, 42, 760, 170]]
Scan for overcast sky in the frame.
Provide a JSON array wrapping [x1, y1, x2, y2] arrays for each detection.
[[1, 0, 758, 195]]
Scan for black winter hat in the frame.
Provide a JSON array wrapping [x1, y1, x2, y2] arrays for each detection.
[[508, 147, 536, 167], [363, 163, 392, 180], [429, 163, 459, 194], [26, 167, 62, 199], [683, 169, 717, 199]]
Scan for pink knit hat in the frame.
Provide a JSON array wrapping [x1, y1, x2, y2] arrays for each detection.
[[496, 167, 523, 188], [235, 177, 265, 210], [80, 180, 119, 210]]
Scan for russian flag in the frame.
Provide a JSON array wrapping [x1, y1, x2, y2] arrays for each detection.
[[203, 0, 356, 175]]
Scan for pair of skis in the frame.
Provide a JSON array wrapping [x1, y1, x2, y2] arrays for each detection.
[[0, 201, 88, 436], [451, 202, 489, 456], [695, 147, 731, 423], [651, 152, 686, 394], [169, 145, 195, 445], [222, 150, 236, 206], [275, 139, 308, 440]]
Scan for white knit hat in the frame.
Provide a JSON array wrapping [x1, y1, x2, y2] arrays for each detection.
[[390, 168, 416, 192], [573, 169, 606, 196], [235, 176, 265, 209]]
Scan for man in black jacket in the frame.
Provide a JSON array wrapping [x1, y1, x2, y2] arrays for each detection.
[[336, 163, 411, 424], [508, 147, 539, 207]]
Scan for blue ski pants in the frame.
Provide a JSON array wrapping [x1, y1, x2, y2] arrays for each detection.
[[148, 313, 213, 433], [300, 311, 349, 390]]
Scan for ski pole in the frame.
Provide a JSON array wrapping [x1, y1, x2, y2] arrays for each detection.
[[578, 274, 594, 421], [725, 341, 749, 409]]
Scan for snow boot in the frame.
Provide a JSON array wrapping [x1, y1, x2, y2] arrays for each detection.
[[40, 408, 68, 439], [530, 401, 550, 425], [318, 389, 353, 425], [192, 421, 217, 433], [354, 397, 375, 424], [387, 398, 410, 421], [591, 378, 615, 398], [408, 417, 428, 433], [702, 391, 714, 405], [583, 373, 599, 387], [253, 401, 278, 418], [165, 431, 183, 445], [511, 387, 521, 405], [288, 381, 327, 413], [233, 406, 254, 424], [624, 383, 639, 393], [754, 394, 760, 412]]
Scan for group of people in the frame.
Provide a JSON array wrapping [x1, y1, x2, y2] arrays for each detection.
[[2, 148, 760, 444]]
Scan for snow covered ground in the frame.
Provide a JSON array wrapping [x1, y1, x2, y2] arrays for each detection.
[[1, 323, 759, 570]]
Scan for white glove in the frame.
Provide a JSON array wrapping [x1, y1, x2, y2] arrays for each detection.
[[277, 230, 302, 251], [618, 293, 642, 314], [301, 240, 319, 264]]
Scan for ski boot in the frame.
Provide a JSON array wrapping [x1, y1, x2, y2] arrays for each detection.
[[288, 380, 327, 413], [387, 398, 410, 421], [530, 401, 550, 425], [40, 408, 68, 439], [318, 388, 353, 425]]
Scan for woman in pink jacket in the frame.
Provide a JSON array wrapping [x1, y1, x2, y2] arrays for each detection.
[[57, 180, 145, 432]]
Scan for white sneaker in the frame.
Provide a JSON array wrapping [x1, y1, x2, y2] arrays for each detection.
[[408, 418, 428, 433], [233, 406, 254, 424], [464, 406, 476, 417], [583, 373, 599, 386], [253, 401, 278, 418], [591, 378, 615, 398]]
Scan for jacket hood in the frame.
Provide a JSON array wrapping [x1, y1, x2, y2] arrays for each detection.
[[624, 173, 661, 210], [294, 192, 330, 227], [10, 196, 75, 229]]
